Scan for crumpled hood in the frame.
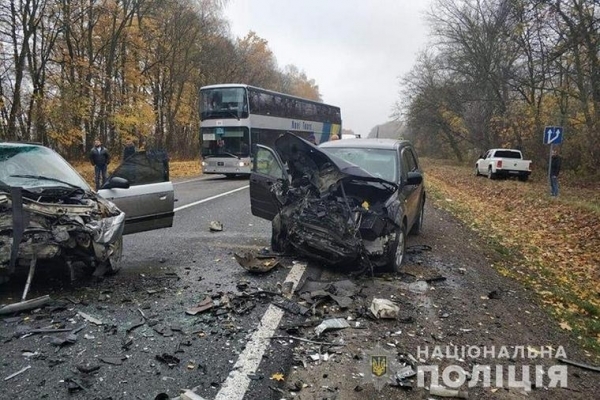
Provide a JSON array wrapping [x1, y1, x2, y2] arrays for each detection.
[[274, 133, 397, 195]]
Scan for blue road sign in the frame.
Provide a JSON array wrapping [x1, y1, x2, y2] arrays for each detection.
[[544, 126, 563, 144]]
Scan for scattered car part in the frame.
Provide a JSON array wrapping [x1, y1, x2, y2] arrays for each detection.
[[314, 318, 350, 336], [209, 220, 223, 231], [234, 252, 280, 273], [370, 298, 400, 319]]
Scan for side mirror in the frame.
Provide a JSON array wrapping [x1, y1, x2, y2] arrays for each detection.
[[103, 176, 130, 189], [406, 171, 423, 186]]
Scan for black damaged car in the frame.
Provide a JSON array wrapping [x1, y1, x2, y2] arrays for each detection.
[[249, 132, 425, 272]]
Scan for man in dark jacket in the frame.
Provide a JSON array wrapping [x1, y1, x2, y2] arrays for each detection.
[[123, 137, 136, 160], [550, 148, 561, 197], [90, 139, 110, 190]]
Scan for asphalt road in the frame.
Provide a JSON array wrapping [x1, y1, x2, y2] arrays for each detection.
[[0, 174, 321, 400], [3, 174, 599, 400]]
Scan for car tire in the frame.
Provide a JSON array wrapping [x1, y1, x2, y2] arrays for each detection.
[[474, 165, 480, 176], [487, 168, 495, 179], [410, 199, 425, 236], [386, 224, 406, 273], [518, 175, 529, 182], [105, 236, 123, 275]]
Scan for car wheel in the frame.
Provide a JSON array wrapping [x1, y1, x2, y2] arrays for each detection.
[[474, 165, 480, 176], [518, 175, 529, 182], [410, 199, 425, 236], [105, 236, 123, 275], [487, 168, 495, 179], [386, 224, 406, 273]]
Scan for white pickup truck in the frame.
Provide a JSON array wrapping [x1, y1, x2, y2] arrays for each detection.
[[475, 149, 532, 181]]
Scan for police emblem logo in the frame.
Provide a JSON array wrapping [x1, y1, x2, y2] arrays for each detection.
[[360, 343, 400, 391], [371, 355, 387, 377]]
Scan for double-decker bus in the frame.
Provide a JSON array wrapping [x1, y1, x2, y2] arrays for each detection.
[[199, 84, 342, 177]]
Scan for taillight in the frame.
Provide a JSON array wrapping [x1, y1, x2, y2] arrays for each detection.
[[497, 160, 503, 168]]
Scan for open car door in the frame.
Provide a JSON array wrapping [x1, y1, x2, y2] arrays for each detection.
[[98, 151, 174, 235], [249, 145, 288, 221]]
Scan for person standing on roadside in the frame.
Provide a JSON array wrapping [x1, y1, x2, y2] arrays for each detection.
[[550, 148, 561, 197], [123, 137, 136, 160], [90, 138, 110, 190]]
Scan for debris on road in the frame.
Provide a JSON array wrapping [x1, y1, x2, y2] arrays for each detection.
[[156, 353, 180, 368], [297, 278, 358, 309], [4, 365, 31, 381], [65, 377, 87, 393], [424, 275, 447, 284], [179, 389, 208, 400], [314, 318, 350, 336], [234, 252, 281, 273], [429, 384, 468, 398], [76, 363, 101, 374], [209, 221, 223, 232], [557, 357, 600, 373], [50, 333, 78, 347], [370, 298, 400, 319], [185, 297, 214, 315], [100, 356, 126, 365], [0, 295, 51, 315], [272, 297, 310, 315], [126, 317, 146, 333], [77, 311, 103, 325]]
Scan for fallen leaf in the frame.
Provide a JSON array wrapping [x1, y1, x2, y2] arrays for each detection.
[[270, 372, 285, 382], [559, 321, 572, 331]]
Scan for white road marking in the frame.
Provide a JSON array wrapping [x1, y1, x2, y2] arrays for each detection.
[[173, 176, 210, 185], [174, 186, 249, 212], [172, 180, 303, 399], [213, 262, 307, 400]]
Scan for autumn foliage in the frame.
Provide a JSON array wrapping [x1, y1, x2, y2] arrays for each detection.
[[424, 159, 600, 351], [0, 0, 321, 162]]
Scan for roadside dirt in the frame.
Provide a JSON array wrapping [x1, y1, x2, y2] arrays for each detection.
[[279, 203, 600, 399]]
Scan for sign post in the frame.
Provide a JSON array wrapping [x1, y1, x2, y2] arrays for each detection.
[[543, 126, 563, 185]]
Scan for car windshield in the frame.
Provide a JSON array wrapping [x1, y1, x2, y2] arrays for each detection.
[[321, 147, 397, 182], [0, 145, 91, 190]]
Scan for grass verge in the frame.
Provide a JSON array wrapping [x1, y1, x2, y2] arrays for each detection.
[[423, 158, 600, 356]]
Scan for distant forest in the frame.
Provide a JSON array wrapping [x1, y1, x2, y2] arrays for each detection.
[[396, 0, 600, 175], [0, 0, 320, 160], [2, 0, 598, 175]]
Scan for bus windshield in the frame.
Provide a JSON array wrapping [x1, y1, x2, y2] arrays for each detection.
[[201, 87, 248, 120], [201, 127, 250, 158]]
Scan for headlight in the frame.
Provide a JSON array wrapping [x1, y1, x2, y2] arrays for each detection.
[[202, 161, 206, 166], [238, 161, 245, 167]]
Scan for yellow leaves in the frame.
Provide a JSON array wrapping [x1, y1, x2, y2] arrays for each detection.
[[559, 321, 573, 331], [423, 158, 600, 344], [270, 372, 285, 382]]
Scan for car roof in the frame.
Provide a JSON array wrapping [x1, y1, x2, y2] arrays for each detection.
[[319, 138, 410, 150]]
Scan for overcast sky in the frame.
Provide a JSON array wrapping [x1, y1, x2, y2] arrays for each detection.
[[224, 0, 433, 136]]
